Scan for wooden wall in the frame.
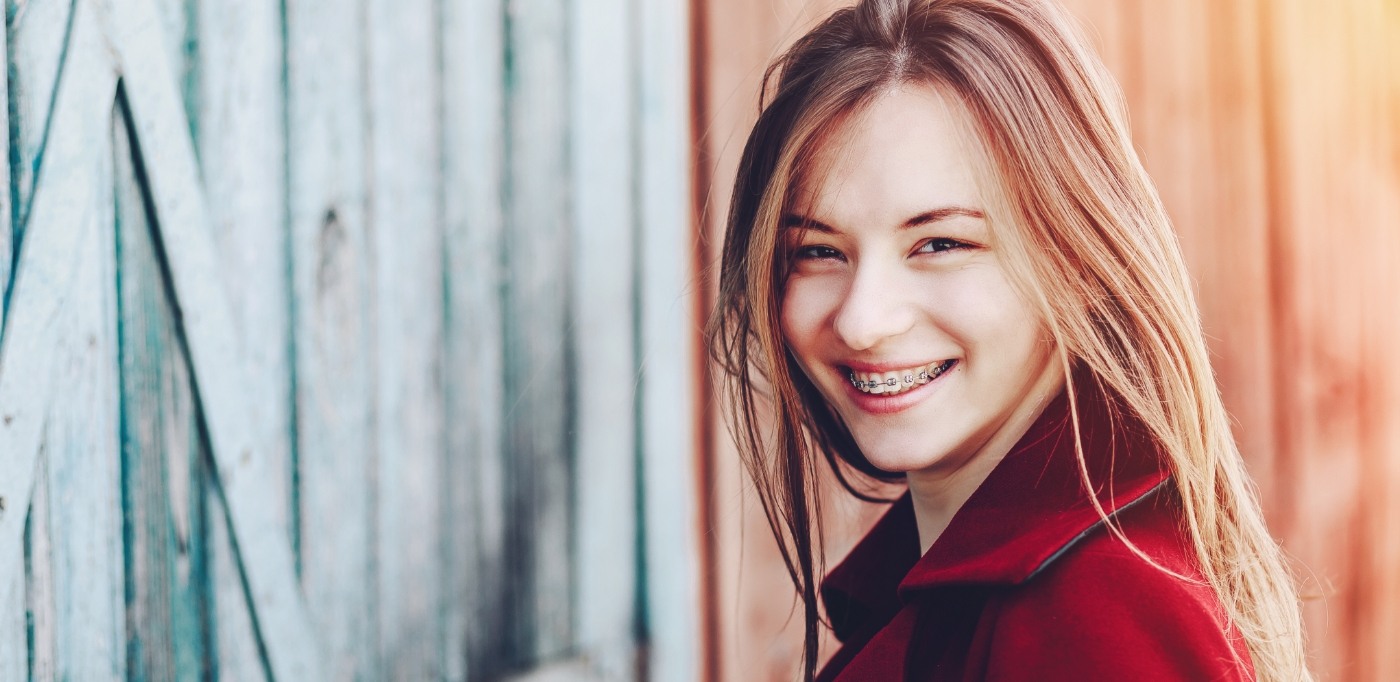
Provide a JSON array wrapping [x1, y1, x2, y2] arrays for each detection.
[[694, 1, 1400, 680], [0, 0, 700, 680]]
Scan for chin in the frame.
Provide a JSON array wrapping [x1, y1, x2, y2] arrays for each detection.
[[854, 436, 949, 475]]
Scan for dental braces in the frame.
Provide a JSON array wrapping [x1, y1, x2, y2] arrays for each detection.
[[848, 369, 933, 390]]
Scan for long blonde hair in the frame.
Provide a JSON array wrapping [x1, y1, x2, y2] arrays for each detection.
[[708, 0, 1310, 679]]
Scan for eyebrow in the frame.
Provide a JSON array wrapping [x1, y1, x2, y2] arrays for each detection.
[[782, 206, 985, 232]]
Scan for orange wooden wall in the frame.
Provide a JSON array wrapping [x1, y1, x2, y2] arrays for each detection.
[[693, 1, 1400, 680]]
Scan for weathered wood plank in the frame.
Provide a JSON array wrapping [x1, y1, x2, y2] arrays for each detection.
[[150, 0, 192, 123], [191, 0, 290, 676], [1355, 8, 1400, 680], [114, 99, 211, 681], [441, 0, 506, 677], [0, 528, 20, 680], [1259, 1, 1367, 677], [5, 0, 76, 248], [1193, 0, 1279, 509], [568, 0, 637, 677], [0, 0, 118, 633], [0, 0, 22, 669], [366, 0, 445, 676], [1110, 0, 1283, 509], [0, 0, 13, 323], [36, 102, 124, 679], [0, 17, 121, 673], [105, 0, 323, 676], [504, 0, 574, 663], [282, 0, 376, 676], [637, 0, 702, 679], [25, 453, 55, 681], [1346, 3, 1400, 679]]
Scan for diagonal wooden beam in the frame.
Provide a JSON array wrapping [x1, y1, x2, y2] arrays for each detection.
[[0, 0, 115, 615], [100, 0, 324, 678]]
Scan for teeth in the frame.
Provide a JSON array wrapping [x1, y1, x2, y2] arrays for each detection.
[[848, 360, 953, 396]]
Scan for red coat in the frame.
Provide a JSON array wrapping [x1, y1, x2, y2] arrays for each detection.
[[817, 390, 1254, 681]]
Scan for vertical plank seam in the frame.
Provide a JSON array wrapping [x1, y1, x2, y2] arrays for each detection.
[[1250, 0, 1298, 544], [561, 0, 581, 662], [627, 0, 650, 675], [499, 0, 523, 664], [359, 0, 384, 666], [276, 0, 302, 583], [431, 0, 451, 674]]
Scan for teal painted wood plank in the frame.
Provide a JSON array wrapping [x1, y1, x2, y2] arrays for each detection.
[[441, 0, 507, 677], [636, 0, 703, 679], [38, 104, 124, 679], [106, 0, 323, 677], [283, 0, 376, 676], [568, 0, 638, 677], [25, 454, 55, 681], [191, 0, 290, 676], [0, 0, 119, 642], [1, 7, 124, 677], [367, 0, 446, 677], [0, 0, 20, 670], [150, 0, 192, 107], [5, 0, 75, 245], [0, 0, 13, 325], [0, 538, 20, 680], [505, 0, 574, 663], [114, 98, 212, 682]]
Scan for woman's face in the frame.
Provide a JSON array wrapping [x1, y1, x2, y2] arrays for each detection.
[[781, 84, 1063, 483]]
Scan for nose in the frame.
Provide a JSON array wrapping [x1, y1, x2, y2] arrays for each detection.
[[831, 262, 916, 352]]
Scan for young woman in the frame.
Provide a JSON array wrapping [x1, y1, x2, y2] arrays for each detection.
[[708, 0, 1311, 679]]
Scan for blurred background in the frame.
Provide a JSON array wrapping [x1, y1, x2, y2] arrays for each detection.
[[0, 0, 1395, 680], [698, 1, 1400, 681]]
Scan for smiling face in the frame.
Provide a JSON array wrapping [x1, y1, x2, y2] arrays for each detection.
[[780, 83, 1065, 491]]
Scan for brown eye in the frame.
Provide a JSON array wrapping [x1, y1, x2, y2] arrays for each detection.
[[915, 238, 968, 255], [794, 245, 844, 261]]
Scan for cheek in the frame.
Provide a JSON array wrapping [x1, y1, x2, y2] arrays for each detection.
[[935, 268, 1047, 357], [779, 277, 835, 354]]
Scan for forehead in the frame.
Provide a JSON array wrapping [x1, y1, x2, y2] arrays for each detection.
[[793, 83, 987, 225]]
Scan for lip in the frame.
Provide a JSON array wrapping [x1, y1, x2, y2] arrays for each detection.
[[843, 359, 941, 374], [838, 359, 956, 415]]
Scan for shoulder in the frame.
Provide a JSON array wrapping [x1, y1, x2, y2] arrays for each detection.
[[980, 496, 1255, 681]]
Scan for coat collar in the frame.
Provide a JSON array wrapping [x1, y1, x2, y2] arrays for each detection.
[[821, 383, 1171, 636]]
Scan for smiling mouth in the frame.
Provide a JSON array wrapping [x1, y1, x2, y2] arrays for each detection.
[[847, 360, 956, 396]]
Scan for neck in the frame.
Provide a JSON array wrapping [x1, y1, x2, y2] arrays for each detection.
[[906, 361, 1067, 554]]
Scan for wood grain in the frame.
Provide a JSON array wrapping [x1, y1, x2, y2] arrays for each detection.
[[0, 0, 23, 669], [6, 0, 76, 248], [569, 0, 639, 677], [504, 0, 574, 663], [0, 0, 702, 677], [0, 0, 12, 325], [190, 0, 290, 676], [441, 0, 508, 676], [284, 0, 376, 675], [110, 0, 322, 673], [637, 0, 705, 678], [0, 2, 118, 655], [25, 454, 55, 681], [367, 0, 446, 675], [114, 97, 211, 680], [39, 96, 123, 680]]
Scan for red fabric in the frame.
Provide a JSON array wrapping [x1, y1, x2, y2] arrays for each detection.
[[817, 388, 1255, 681]]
